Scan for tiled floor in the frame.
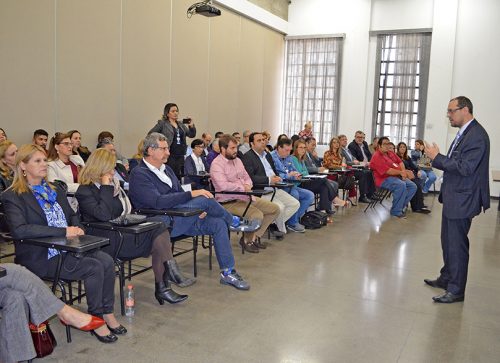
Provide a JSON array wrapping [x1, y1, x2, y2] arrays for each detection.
[[32, 195, 500, 362]]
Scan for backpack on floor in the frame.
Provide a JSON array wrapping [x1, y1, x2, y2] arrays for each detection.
[[300, 211, 328, 229]]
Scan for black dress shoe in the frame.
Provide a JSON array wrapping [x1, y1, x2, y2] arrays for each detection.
[[91, 330, 118, 343], [358, 196, 372, 203], [432, 291, 465, 303], [107, 324, 127, 335], [413, 209, 431, 214], [424, 278, 447, 289]]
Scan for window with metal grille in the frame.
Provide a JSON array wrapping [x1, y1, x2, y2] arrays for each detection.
[[372, 32, 432, 147], [282, 36, 343, 145]]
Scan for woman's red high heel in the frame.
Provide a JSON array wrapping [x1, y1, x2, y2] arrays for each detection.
[[60, 315, 106, 331]]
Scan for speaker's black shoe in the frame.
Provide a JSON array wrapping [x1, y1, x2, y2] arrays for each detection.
[[424, 278, 447, 289], [432, 291, 464, 303]]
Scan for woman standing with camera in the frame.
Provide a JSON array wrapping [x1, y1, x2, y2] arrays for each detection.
[[148, 103, 196, 179]]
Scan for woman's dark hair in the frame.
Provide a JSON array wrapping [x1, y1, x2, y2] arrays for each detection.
[[98, 131, 114, 142], [163, 103, 178, 120], [47, 132, 71, 161], [396, 142, 409, 160]]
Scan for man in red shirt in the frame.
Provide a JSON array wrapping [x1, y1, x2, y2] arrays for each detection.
[[370, 137, 417, 218]]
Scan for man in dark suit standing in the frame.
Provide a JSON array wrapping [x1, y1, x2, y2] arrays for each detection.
[[424, 96, 490, 303]]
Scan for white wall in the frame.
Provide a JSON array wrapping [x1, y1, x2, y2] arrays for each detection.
[[288, 0, 500, 197]]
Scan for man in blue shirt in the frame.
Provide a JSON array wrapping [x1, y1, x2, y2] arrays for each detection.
[[270, 138, 314, 233]]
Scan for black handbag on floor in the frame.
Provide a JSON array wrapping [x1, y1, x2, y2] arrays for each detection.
[[300, 211, 328, 229]]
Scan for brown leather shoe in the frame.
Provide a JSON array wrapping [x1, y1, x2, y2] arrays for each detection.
[[239, 237, 259, 254]]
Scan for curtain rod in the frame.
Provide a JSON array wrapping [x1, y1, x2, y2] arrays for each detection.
[[369, 28, 432, 36], [285, 33, 345, 40]]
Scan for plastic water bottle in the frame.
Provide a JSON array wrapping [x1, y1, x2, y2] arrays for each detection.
[[125, 285, 135, 317]]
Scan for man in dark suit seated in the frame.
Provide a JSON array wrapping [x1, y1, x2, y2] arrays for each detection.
[[339, 134, 375, 203], [348, 131, 372, 164], [128, 132, 251, 290], [424, 96, 490, 303], [184, 139, 209, 190], [242, 132, 299, 237]]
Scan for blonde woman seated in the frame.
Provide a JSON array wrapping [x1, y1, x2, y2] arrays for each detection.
[[1, 144, 122, 343], [75, 149, 192, 305], [47, 132, 85, 210], [0, 140, 17, 192], [128, 138, 144, 171]]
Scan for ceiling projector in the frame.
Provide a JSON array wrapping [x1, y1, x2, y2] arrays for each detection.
[[187, 1, 222, 18]]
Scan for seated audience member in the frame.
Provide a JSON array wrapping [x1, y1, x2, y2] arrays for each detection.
[[128, 132, 251, 290], [271, 138, 315, 232], [148, 103, 196, 179], [47, 133, 85, 210], [370, 137, 417, 218], [323, 137, 358, 204], [275, 134, 289, 147], [238, 130, 251, 155], [232, 132, 242, 145], [242, 132, 298, 237], [348, 131, 372, 165], [201, 132, 213, 156], [32, 129, 49, 155], [0, 128, 7, 143], [184, 138, 210, 190], [0, 140, 17, 192], [290, 134, 300, 147], [68, 129, 92, 162], [298, 121, 313, 140], [214, 131, 224, 139], [129, 139, 144, 171], [304, 136, 340, 199], [0, 263, 108, 362], [206, 138, 220, 166], [304, 137, 323, 173], [76, 149, 191, 304], [262, 130, 274, 152], [396, 142, 431, 214], [369, 137, 379, 155], [97, 138, 129, 189], [97, 131, 129, 171], [338, 134, 375, 203], [1, 144, 123, 343], [292, 139, 344, 213], [211, 135, 280, 253], [411, 139, 437, 193]]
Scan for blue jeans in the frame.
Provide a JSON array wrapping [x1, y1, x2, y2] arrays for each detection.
[[420, 170, 437, 192], [158, 196, 235, 271], [381, 177, 417, 216], [287, 186, 314, 225]]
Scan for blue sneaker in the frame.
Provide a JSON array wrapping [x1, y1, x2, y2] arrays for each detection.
[[229, 217, 262, 232], [220, 270, 250, 290]]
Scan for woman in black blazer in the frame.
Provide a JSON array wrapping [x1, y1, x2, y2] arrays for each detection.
[[75, 149, 193, 305], [1, 144, 122, 344]]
